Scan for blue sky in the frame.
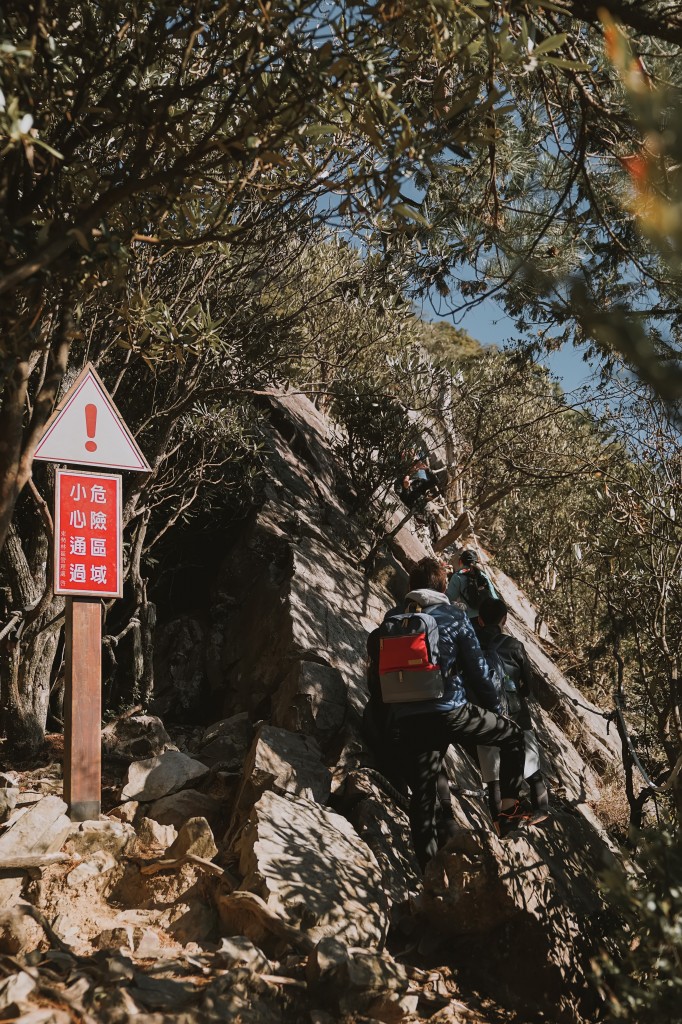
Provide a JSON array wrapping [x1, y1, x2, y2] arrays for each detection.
[[419, 289, 597, 396]]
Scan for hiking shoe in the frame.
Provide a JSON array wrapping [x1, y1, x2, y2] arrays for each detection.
[[493, 801, 533, 838], [526, 807, 550, 825]]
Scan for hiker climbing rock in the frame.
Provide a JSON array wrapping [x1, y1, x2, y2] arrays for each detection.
[[446, 548, 497, 618], [474, 596, 550, 823], [366, 557, 542, 868]]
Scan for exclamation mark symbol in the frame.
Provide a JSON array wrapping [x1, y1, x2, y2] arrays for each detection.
[[85, 404, 98, 452]]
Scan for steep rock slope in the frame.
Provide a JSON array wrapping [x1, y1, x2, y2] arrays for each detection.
[[197, 389, 623, 1021]]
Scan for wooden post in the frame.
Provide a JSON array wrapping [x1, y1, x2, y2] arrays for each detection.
[[64, 597, 101, 821]]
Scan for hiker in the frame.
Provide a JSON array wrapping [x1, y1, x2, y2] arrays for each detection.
[[366, 557, 539, 869], [474, 596, 549, 822], [399, 452, 437, 508], [446, 548, 497, 618]]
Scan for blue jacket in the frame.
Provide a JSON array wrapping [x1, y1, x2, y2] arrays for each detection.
[[386, 588, 498, 717]]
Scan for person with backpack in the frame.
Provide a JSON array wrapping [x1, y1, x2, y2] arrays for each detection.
[[366, 557, 541, 868], [446, 549, 498, 619], [474, 596, 549, 823]]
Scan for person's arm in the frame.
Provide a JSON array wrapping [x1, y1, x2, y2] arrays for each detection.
[[456, 616, 498, 711], [484, 572, 498, 600], [446, 572, 462, 604], [506, 637, 534, 698]]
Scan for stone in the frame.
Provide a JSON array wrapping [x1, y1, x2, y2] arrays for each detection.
[[0, 877, 24, 911], [339, 771, 420, 906], [215, 936, 271, 973], [64, 819, 135, 859], [236, 724, 331, 813], [148, 789, 221, 829], [102, 714, 173, 763], [167, 817, 217, 861], [120, 750, 209, 802], [227, 789, 388, 948], [134, 817, 178, 852], [109, 801, 140, 824], [194, 712, 252, 769], [307, 937, 414, 1021], [0, 906, 45, 955], [0, 787, 18, 823], [271, 661, 346, 748], [0, 969, 36, 1010], [66, 852, 118, 887], [94, 926, 134, 951], [0, 795, 71, 859]]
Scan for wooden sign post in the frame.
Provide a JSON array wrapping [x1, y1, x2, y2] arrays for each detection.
[[34, 364, 150, 822], [64, 598, 102, 820]]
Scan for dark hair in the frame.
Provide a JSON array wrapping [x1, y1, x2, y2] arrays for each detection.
[[478, 596, 508, 626], [459, 548, 479, 567], [409, 557, 448, 593]]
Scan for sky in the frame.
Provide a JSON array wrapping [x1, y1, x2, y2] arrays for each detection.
[[419, 289, 597, 398]]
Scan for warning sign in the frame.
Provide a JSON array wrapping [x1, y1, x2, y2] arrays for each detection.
[[54, 469, 123, 598], [34, 363, 150, 472]]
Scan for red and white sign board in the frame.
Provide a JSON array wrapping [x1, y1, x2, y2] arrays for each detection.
[[54, 469, 123, 598], [34, 363, 150, 472]]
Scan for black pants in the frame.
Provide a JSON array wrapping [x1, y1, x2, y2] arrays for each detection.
[[396, 703, 525, 869]]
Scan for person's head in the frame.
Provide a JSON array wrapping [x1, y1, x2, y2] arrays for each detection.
[[459, 548, 479, 568], [409, 557, 448, 593], [478, 596, 508, 627]]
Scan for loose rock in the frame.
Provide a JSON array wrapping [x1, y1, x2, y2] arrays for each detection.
[[148, 789, 221, 829], [227, 789, 389, 948], [120, 750, 209, 802]]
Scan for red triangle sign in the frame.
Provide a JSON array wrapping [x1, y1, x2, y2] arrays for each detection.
[[34, 363, 151, 472]]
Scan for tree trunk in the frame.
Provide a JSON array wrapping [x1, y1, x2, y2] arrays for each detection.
[[1, 520, 64, 756]]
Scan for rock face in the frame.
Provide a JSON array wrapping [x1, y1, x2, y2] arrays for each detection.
[[229, 789, 389, 948], [271, 660, 346, 748], [202, 389, 625, 1022]]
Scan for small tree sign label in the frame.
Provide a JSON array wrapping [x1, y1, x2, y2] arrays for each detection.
[[54, 469, 122, 598]]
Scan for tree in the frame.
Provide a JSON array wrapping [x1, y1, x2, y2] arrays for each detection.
[[0, 0, 547, 555], [401, 2, 682, 399]]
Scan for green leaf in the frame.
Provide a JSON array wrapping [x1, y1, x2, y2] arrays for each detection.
[[394, 203, 431, 227], [532, 33, 568, 57]]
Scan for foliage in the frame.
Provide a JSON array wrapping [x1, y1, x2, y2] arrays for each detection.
[[405, 2, 682, 399], [414, 319, 485, 366], [595, 826, 682, 1023], [0, 0, 595, 555]]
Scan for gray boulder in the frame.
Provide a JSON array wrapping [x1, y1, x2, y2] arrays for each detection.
[[101, 714, 173, 763], [193, 712, 252, 769], [234, 724, 331, 819], [148, 789, 221, 829], [228, 789, 389, 948], [0, 796, 71, 859], [121, 750, 209, 802], [167, 817, 218, 861]]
